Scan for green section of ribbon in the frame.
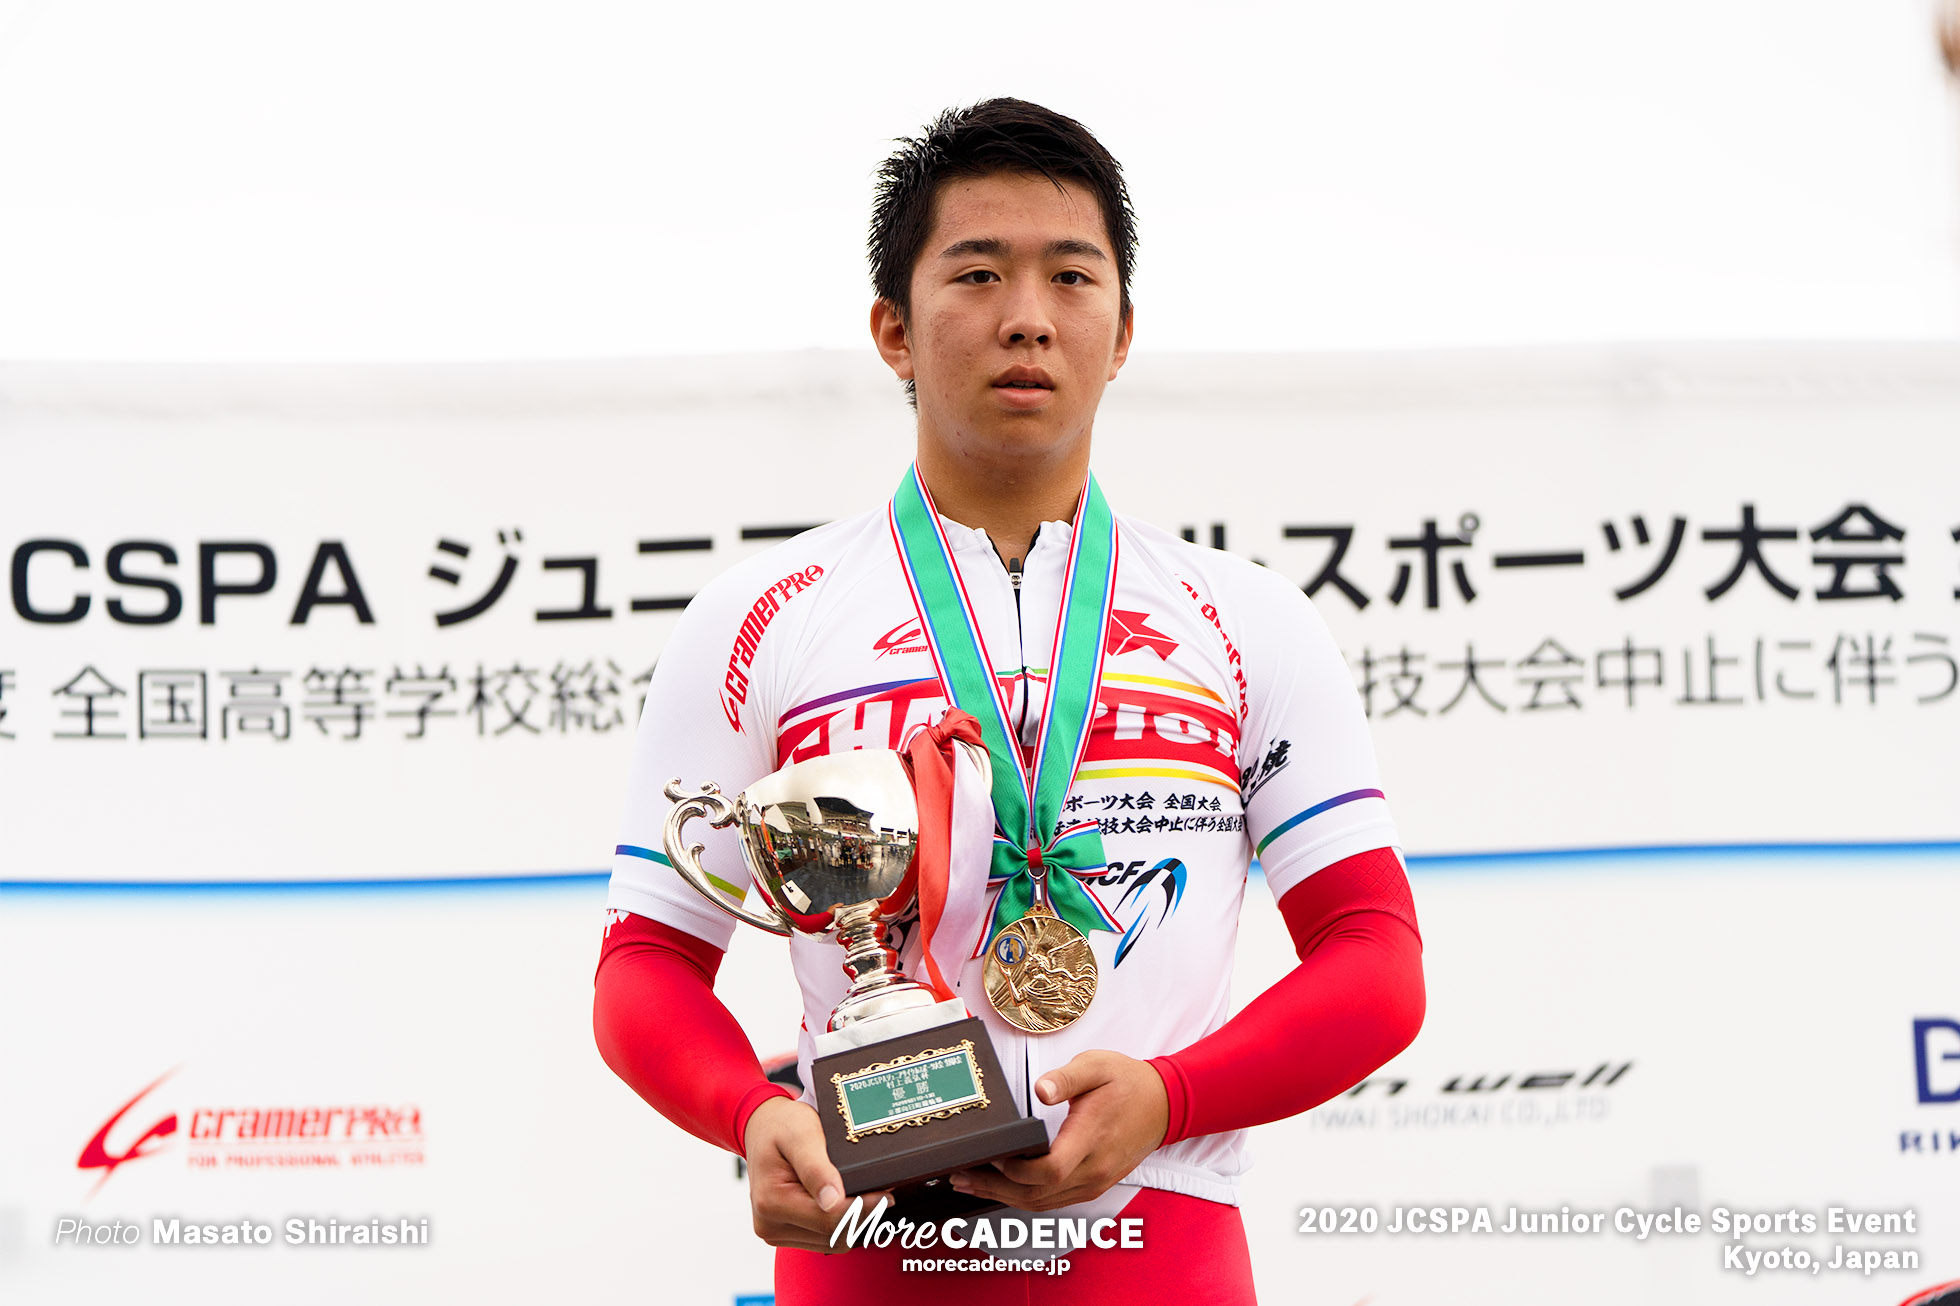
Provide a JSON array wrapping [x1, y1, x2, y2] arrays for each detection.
[[1031, 475, 1115, 838], [987, 828, 1111, 943], [893, 468, 1031, 841], [891, 466, 1118, 943]]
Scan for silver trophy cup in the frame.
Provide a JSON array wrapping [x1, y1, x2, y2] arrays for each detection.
[[663, 749, 943, 1030]]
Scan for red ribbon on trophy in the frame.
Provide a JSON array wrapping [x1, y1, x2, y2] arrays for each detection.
[[901, 707, 991, 1006]]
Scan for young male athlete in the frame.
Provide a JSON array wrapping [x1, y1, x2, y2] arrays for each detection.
[[593, 99, 1425, 1304]]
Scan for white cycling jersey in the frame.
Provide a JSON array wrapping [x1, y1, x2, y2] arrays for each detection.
[[606, 493, 1399, 1205]]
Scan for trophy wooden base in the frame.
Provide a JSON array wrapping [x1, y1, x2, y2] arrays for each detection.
[[811, 1015, 1050, 1218]]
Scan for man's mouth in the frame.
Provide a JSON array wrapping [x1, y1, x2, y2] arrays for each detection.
[[992, 367, 1056, 394]]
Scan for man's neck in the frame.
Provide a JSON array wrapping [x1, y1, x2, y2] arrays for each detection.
[[914, 438, 1090, 572]]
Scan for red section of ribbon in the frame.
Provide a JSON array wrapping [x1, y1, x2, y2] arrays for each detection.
[[902, 707, 983, 1004]]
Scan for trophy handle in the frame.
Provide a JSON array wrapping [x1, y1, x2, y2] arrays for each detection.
[[661, 779, 794, 937]]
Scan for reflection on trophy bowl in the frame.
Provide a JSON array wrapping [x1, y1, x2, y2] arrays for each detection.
[[738, 750, 920, 934]]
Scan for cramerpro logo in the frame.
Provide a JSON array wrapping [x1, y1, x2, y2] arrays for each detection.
[[873, 618, 928, 659], [720, 565, 824, 730], [77, 1070, 179, 1196], [79, 1070, 427, 1194]]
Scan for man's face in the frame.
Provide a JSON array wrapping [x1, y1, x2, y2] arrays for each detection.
[[874, 171, 1132, 463]]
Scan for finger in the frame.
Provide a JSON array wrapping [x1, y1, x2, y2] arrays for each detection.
[[758, 1192, 835, 1237], [813, 1190, 895, 1252], [1034, 1050, 1110, 1106], [991, 1108, 1091, 1186], [951, 1165, 1062, 1209], [952, 1169, 1094, 1213], [751, 1158, 845, 1241], [825, 1189, 895, 1234], [852, 1189, 896, 1217], [753, 1185, 838, 1244], [756, 1223, 844, 1254], [978, 1153, 1108, 1207], [990, 1124, 1087, 1185], [776, 1118, 847, 1215]]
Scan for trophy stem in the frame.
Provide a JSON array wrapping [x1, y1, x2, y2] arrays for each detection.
[[828, 900, 937, 1030]]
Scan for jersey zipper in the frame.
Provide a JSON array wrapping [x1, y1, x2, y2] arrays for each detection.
[[1005, 554, 1032, 749], [1002, 542, 1037, 1119]]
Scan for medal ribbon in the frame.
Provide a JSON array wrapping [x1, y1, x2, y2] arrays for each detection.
[[888, 464, 1123, 952]]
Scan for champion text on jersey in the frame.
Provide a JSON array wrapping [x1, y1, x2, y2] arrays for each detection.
[[775, 671, 1243, 793]]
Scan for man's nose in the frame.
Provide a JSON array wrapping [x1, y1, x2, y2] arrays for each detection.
[[998, 278, 1054, 347]]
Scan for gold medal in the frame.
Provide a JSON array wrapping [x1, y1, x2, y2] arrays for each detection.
[[983, 899, 1098, 1033]]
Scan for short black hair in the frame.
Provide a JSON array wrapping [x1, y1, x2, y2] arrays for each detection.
[[868, 96, 1137, 338]]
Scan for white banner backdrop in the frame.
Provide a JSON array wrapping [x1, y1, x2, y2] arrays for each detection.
[[1, 347, 1956, 1304]]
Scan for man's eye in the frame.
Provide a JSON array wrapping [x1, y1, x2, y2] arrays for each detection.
[[1054, 271, 1090, 286], [959, 270, 1000, 284]]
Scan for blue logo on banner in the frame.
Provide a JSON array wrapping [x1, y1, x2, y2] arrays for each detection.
[[1914, 1018, 1960, 1105]]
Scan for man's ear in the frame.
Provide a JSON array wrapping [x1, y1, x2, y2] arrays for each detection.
[[870, 299, 914, 381], [1108, 303, 1135, 381]]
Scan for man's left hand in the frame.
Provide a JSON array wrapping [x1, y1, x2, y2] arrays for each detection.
[[948, 1049, 1169, 1211]]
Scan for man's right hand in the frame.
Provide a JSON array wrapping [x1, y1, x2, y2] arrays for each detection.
[[741, 1096, 890, 1252]]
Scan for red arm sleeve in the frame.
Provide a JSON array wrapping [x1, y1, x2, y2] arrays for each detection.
[[591, 911, 796, 1158], [1147, 846, 1425, 1146]]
